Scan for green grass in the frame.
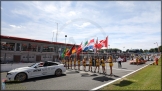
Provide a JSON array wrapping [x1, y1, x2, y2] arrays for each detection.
[[100, 56, 161, 90]]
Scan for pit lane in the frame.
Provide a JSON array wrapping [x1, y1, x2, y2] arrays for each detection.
[[1, 60, 154, 90]]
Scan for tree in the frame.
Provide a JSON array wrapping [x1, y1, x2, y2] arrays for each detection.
[[139, 49, 143, 53], [126, 49, 129, 53], [159, 45, 162, 52], [154, 48, 158, 52], [149, 48, 154, 53], [144, 49, 149, 53]]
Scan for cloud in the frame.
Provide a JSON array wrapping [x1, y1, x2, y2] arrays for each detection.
[[9, 25, 24, 28], [1, 1, 161, 50], [73, 22, 91, 28], [68, 11, 76, 16]]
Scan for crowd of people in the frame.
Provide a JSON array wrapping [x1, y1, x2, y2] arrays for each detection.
[[60, 55, 124, 75], [59, 54, 160, 75]]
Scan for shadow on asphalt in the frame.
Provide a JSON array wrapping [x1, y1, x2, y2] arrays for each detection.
[[92, 76, 114, 82], [81, 73, 98, 77], [5, 74, 66, 84], [113, 80, 133, 87], [121, 68, 127, 69], [66, 71, 80, 74]]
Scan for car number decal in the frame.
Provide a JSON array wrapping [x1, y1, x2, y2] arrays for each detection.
[[33, 69, 41, 72]]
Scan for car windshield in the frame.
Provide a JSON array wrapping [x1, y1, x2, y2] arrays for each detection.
[[28, 63, 38, 67]]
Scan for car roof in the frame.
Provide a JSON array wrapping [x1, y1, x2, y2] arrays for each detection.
[[41, 61, 61, 64]]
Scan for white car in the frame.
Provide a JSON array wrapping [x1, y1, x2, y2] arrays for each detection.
[[6, 61, 66, 82]]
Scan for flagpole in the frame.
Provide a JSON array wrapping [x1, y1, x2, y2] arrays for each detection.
[[106, 36, 108, 74]]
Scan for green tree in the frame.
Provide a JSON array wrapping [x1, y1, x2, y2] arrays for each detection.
[[126, 49, 129, 52], [139, 49, 143, 53], [144, 49, 149, 53], [159, 45, 162, 52], [154, 48, 158, 52], [149, 48, 154, 53]]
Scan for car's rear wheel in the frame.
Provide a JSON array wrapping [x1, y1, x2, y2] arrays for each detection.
[[15, 72, 27, 82], [55, 69, 62, 76]]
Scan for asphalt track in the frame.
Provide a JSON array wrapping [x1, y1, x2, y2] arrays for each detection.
[[1, 60, 154, 90]]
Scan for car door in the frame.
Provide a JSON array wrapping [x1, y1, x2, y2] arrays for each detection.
[[46, 62, 58, 75], [31, 66, 42, 77]]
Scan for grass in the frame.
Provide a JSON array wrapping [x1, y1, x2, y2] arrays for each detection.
[[100, 56, 161, 90]]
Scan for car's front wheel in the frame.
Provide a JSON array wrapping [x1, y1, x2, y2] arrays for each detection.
[[15, 72, 27, 82], [55, 69, 62, 76]]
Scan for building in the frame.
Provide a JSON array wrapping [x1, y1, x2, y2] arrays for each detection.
[[1, 35, 79, 63]]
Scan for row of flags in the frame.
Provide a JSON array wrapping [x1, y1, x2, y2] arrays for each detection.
[[60, 36, 108, 58]]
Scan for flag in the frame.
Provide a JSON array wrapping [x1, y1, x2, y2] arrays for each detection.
[[96, 36, 108, 49], [83, 45, 94, 52], [87, 39, 94, 46], [61, 48, 68, 58], [83, 39, 95, 51], [94, 37, 98, 53], [84, 40, 88, 47], [66, 44, 75, 56], [72, 46, 76, 54], [77, 42, 82, 54]]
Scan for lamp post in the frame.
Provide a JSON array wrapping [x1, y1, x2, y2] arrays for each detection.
[[123, 47, 125, 53], [56, 23, 58, 42], [65, 35, 69, 69], [52, 31, 54, 42], [154, 42, 159, 53]]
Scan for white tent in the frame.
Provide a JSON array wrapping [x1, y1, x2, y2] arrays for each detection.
[[101, 47, 108, 49]]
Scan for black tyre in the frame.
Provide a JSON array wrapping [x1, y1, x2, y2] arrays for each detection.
[[15, 72, 27, 82], [55, 69, 62, 76]]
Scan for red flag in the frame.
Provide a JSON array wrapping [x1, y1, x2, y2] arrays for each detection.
[[87, 39, 94, 46], [77, 42, 82, 54]]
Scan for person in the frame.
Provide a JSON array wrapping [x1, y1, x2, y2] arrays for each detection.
[[94, 57, 100, 73], [78, 58, 80, 70], [117, 56, 123, 68], [64, 59, 67, 69], [88, 57, 92, 72], [136, 56, 139, 65], [82, 57, 86, 71], [101, 57, 106, 74], [74, 57, 76, 70], [70, 57, 73, 69], [108, 55, 113, 75], [61, 59, 65, 64], [153, 56, 159, 65], [39, 62, 44, 67]]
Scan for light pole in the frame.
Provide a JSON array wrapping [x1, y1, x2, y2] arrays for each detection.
[[52, 31, 54, 42], [65, 35, 69, 69], [123, 47, 125, 53], [56, 23, 58, 42], [154, 42, 159, 53]]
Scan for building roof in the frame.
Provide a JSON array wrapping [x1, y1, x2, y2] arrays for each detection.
[[0, 35, 79, 47]]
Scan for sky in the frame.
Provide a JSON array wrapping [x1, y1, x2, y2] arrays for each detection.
[[1, 1, 161, 51]]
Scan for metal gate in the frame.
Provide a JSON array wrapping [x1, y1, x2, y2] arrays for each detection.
[[36, 55, 41, 62], [13, 55, 21, 62]]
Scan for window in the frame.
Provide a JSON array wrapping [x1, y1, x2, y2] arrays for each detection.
[[48, 63, 58, 66]]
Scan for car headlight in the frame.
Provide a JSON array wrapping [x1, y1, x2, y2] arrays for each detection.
[[7, 73, 12, 75]]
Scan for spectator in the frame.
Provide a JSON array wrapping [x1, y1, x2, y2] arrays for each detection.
[[117, 56, 123, 68]]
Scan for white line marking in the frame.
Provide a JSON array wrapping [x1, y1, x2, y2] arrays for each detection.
[[90, 62, 154, 91]]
